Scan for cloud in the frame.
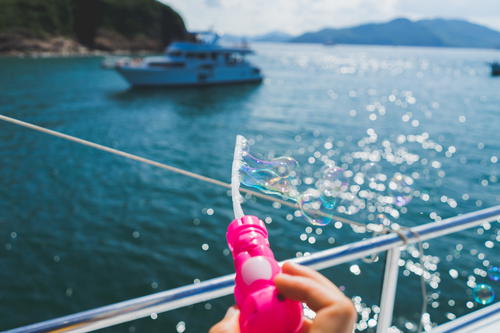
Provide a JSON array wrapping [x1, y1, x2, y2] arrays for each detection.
[[160, 0, 500, 36]]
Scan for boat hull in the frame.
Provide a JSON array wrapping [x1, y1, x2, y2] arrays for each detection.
[[115, 66, 263, 87]]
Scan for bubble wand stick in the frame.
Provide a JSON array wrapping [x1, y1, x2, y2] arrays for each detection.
[[227, 135, 303, 333]]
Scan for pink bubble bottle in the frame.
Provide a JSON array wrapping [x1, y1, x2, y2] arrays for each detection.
[[226, 215, 303, 333]]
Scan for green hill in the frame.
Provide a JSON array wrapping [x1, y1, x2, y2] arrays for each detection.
[[0, 0, 187, 55]]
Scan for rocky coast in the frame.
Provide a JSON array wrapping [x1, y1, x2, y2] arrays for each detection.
[[0, 0, 187, 57]]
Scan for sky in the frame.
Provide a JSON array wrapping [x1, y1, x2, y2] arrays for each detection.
[[159, 0, 500, 36]]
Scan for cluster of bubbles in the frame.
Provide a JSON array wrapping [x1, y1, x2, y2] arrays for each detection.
[[238, 138, 498, 323], [239, 136, 416, 227], [236, 86, 499, 329], [240, 142, 357, 226], [240, 147, 300, 200]]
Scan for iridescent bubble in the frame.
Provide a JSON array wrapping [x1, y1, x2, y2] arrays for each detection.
[[388, 173, 413, 207], [316, 166, 350, 207], [242, 141, 299, 179], [299, 189, 334, 226], [239, 145, 300, 200], [487, 266, 500, 282], [243, 153, 299, 178], [472, 284, 495, 305], [240, 165, 298, 199], [361, 162, 383, 183]]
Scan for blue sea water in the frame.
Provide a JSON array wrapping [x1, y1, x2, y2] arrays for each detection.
[[0, 43, 499, 332]]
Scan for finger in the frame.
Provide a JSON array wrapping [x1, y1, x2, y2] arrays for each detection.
[[275, 274, 341, 312], [208, 307, 240, 333], [223, 306, 239, 319], [299, 318, 312, 333], [281, 262, 343, 294], [313, 302, 357, 333]]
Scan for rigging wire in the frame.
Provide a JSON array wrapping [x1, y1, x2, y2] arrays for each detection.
[[0, 114, 418, 241], [0, 114, 368, 229]]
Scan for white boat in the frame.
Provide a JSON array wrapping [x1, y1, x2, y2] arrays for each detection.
[[114, 32, 263, 87]]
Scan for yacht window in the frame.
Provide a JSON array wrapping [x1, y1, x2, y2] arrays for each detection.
[[211, 53, 218, 60], [186, 53, 196, 59], [197, 53, 208, 60], [168, 51, 182, 57], [199, 64, 214, 70]]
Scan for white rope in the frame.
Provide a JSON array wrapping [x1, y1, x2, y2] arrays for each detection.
[[0, 114, 366, 228], [0, 113, 416, 245]]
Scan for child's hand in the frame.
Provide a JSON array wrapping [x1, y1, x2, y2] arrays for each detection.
[[274, 262, 356, 333], [209, 262, 356, 333], [209, 306, 240, 333]]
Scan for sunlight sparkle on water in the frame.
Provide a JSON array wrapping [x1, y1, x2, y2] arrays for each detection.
[[389, 173, 413, 207], [239, 134, 423, 227]]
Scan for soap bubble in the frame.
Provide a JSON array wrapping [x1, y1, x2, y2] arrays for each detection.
[[388, 173, 413, 207], [299, 189, 334, 226], [240, 165, 298, 199], [487, 266, 500, 282], [316, 166, 349, 207], [472, 284, 495, 305], [239, 146, 300, 200], [240, 148, 353, 225], [237, 137, 420, 227], [243, 152, 299, 178], [361, 162, 383, 183]]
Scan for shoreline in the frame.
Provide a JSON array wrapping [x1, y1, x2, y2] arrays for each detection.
[[0, 34, 163, 58], [0, 49, 157, 58]]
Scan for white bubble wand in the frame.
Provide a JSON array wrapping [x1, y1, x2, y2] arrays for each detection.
[[231, 135, 247, 219]]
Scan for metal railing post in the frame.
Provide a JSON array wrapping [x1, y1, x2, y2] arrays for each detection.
[[377, 247, 402, 333]]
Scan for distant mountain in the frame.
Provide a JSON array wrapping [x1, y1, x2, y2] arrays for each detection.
[[252, 31, 293, 42], [219, 33, 246, 44], [218, 31, 292, 44], [417, 19, 500, 48], [290, 18, 500, 49]]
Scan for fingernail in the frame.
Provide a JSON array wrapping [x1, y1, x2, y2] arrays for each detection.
[[283, 261, 300, 270]]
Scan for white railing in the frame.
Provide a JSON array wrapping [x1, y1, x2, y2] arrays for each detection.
[[5, 206, 500, 333]]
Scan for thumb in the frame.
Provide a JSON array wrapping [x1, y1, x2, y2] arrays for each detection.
[[209, 307, 240, 333]]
